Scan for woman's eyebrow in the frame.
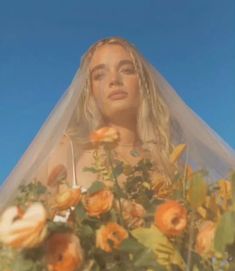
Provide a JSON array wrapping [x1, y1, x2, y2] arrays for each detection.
[[90, 59, 134, 75], [117, 59, 134, 68]]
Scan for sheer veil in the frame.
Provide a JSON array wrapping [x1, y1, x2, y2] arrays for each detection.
[[1, 36, 235, 212]]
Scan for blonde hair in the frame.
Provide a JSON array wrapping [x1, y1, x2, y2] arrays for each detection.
[[68, 37, 175, 176]]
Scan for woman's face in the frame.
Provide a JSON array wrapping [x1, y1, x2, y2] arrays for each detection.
[[89, 44, 140, 121]]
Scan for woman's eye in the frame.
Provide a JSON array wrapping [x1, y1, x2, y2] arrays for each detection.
[[121, 67, 135, 74], [93, 73, 105, 80]]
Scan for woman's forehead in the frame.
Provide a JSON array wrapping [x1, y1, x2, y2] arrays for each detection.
[[89, 44, 132, 67]]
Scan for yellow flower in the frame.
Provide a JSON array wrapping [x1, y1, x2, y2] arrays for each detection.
[[154, 200, 187, 237], [195, 220, 215, 257], [151, 173, 172, 199], [96, 223, 128, 253], [90, 127, 119, 144], [218, 179, 232, 200], [0, 202, 47, 249], [169, 144, 187, 164], [83, 189, 114, 217], [46, 233, 83, 271]]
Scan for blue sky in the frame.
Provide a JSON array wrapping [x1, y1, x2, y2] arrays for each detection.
[[0, 0, 234, 183]]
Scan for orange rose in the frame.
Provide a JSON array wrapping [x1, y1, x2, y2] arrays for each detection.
[[195, 220, 215, 257], [0, 202, 47, 249], [54, 187, 82, 211], [90, 127, 119, 144], [115, 199, 145, 229], [96, 222, 128, 253], [154, 200, 187, 237], [84, 189, 113, 217], [151, 173, 172, 199], [46, 233, 83, 271]]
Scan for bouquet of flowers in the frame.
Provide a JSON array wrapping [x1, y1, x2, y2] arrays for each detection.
[[0, 127, 235, 271]]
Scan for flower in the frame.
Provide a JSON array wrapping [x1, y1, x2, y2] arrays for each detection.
[[151, 173, 172, 199], [169, 144, 187, 164], [0, 202, 47, 249], [195, 220, 215, 257], [154, 200, 187, 237], [45, 233, 83, 271], [96, 222, 128, 253], [115, 199, 146, 229], [54, 187, 82, 211], [83, 189, 114, 217], [218, 179, 232, 201], [90, 127, 119, 144]]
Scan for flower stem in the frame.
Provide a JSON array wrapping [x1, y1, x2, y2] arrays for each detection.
[[106, 146, 126, 227]]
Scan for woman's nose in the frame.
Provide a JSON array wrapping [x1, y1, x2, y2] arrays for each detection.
[[109, 71, 122, 87]]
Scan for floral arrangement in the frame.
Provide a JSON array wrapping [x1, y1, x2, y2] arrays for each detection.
[[0, 127, 235, 271]]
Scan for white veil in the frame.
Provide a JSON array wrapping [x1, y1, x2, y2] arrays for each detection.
[[1, 36, 235, 212]]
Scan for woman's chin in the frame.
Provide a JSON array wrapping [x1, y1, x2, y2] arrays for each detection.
[[104, 106, 138, 120]]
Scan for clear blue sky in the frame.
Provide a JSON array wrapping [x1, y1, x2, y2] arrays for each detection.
[[0, 0, 234, 183]]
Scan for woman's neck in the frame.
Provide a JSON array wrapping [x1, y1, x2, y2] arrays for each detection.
[[106, 120, 140, 147]]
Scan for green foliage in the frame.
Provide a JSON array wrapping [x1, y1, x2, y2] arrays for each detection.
[[11, 253, 47, 271], [188, 172, 208, 209], [87, 181, 106, 194], [214, 211, 235, 253], [47, 220, 72, 234], [230, 171, 235, 204], [112, 160, 124, 178], [131, 226, 186, 270], [15, 181, 48, 207]]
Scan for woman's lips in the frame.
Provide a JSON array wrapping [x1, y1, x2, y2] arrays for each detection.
[[108, 91, 128, 100]]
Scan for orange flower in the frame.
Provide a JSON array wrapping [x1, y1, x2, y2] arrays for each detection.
[[0, 202, 47, 249], [54, 187, 82, 211], [96, 222, 128, 253], [154, 200, 187, 237], [84, 189, 113, 217], [115, 199, 146, 229], [90, 127, 119, 144], [151, 173, 172, 199], [195, 220, 215, 257], [46, 233, 83, 271]]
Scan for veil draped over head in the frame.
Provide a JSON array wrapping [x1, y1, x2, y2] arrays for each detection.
[[1, 36, 235, 212]]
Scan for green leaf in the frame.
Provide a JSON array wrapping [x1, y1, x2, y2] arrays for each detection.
[[214, 211, 235, 253], [131, 225, 186, 270], [79, 224, 94, 239], [113, 185, 126, 198], [83, 166, 98, 173], [119, 237, 144, 253], [192, 266, 200, 271], [188, 172, 208, 208], [75, 204, 88, 221], [88, 181, 105, 194], [12, 254, 46, 271], [230, 171, 235, 204], [47, 221, 71, 234], [133, 248, 166, 270], [112, 162, 124, 178]]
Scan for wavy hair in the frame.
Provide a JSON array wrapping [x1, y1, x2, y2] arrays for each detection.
[[67, 37, 175, 176]]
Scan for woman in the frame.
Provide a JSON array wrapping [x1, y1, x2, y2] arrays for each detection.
[[73, 38, 175, 190], [0, 37, 235, 271]]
